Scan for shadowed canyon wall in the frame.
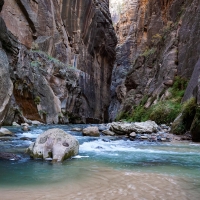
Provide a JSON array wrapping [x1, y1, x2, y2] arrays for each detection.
[[0, 0, 117, 124], [109, 0, 200, 122]]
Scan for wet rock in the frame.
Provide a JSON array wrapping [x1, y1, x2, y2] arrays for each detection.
[[140, 135, 148, 140], [99, 124, 108, 131], [102, 130, 115, 136], [0, 128, 13, 137], [12, 122, 20, 127], [21, 123, 30, 126], [71, 128, 82, 132], [0, 137, 14, 141], [26, 128, 79, 162], [130, 132, 136, 137], [32, 121, 43, 126], [21, 125, 30, 132], [0, 152, 21, 160], [149, 135, 157, 142], [110, 121, 158, 135], [102, 139, 111, 142], [82, 127, 100, 137], [20, 137, 32, 141]]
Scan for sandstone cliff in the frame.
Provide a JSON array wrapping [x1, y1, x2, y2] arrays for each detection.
[[0, 0, 117, 125], [109, 0, 200, 141]]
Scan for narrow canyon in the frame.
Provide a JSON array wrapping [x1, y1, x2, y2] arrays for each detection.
[[0, 0, 200, 141]]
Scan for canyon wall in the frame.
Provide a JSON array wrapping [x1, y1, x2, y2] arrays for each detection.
[[109, 0, 200, 121], [0, 0, 117, 125]]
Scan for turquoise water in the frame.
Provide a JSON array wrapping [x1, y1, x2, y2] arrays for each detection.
[[0, 125, 200, 190]]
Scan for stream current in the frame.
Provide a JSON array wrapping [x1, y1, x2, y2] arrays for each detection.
[[0, 124, 200, 200]]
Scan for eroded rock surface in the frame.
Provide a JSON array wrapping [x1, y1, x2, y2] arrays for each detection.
[[0, 0, 117, 125], [110, 121, 158, 135], [27, 128, 79, 162], [109, 0, 200, 123]]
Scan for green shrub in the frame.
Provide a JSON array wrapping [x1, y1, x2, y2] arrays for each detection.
[[115, 111, 129, 121], [34, 96, 41, 105], [31, 61, 41, 68], [171, 97, 196, 135], [39, 110, 47, 115], [141, 48, 156, 58], [149, 101, 181, 124], [115, 76, 188, 124]]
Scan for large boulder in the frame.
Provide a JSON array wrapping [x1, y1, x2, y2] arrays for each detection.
[[82, 126, 100, 137], [27, 128, 79, 162], [110, 121, 158, 135]]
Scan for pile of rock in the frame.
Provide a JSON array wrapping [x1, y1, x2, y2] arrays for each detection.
[[12, 120, 44, 132], [73, 121, 191, 142], [129, 132, 173, 142], [106, 121, 173, 142]]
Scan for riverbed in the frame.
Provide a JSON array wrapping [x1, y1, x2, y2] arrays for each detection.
[[0, 125, 200, 200]]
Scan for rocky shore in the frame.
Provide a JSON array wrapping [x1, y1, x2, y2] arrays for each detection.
[[79, 120, 192, 142]]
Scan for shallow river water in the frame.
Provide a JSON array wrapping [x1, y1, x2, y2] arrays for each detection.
[[0, 125, 200, 200]]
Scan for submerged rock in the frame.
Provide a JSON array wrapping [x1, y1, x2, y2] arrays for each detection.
[[0, 128, 13, 137], [98, 124, 108, 131], [26, 128, 79, 162], [110, 121, 158, 135], [31, 121, 44, 126], [82, 127, 100, 137], [0, 152, 21, 160], [22, 126, 30, 132], [129, 132, 136, 138]]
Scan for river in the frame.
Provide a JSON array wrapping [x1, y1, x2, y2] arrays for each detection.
[[0, 124, 200, 200]]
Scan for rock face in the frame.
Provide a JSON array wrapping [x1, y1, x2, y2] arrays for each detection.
[[27, 128, 79, 162], [0, 49, 13, 124], [0, 0, 117, 125], [109, 0, 200, 122]]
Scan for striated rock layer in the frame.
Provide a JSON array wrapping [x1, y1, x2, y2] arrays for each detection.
[[0, 0, 117, 125], [109, 0, 200, 121]]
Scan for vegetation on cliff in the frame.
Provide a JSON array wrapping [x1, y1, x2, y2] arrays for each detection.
[[116, 76, 188, 125]]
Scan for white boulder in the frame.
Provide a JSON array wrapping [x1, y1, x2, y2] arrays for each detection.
[[27, 128, 79, 162], [110, 120, 158, 135]]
